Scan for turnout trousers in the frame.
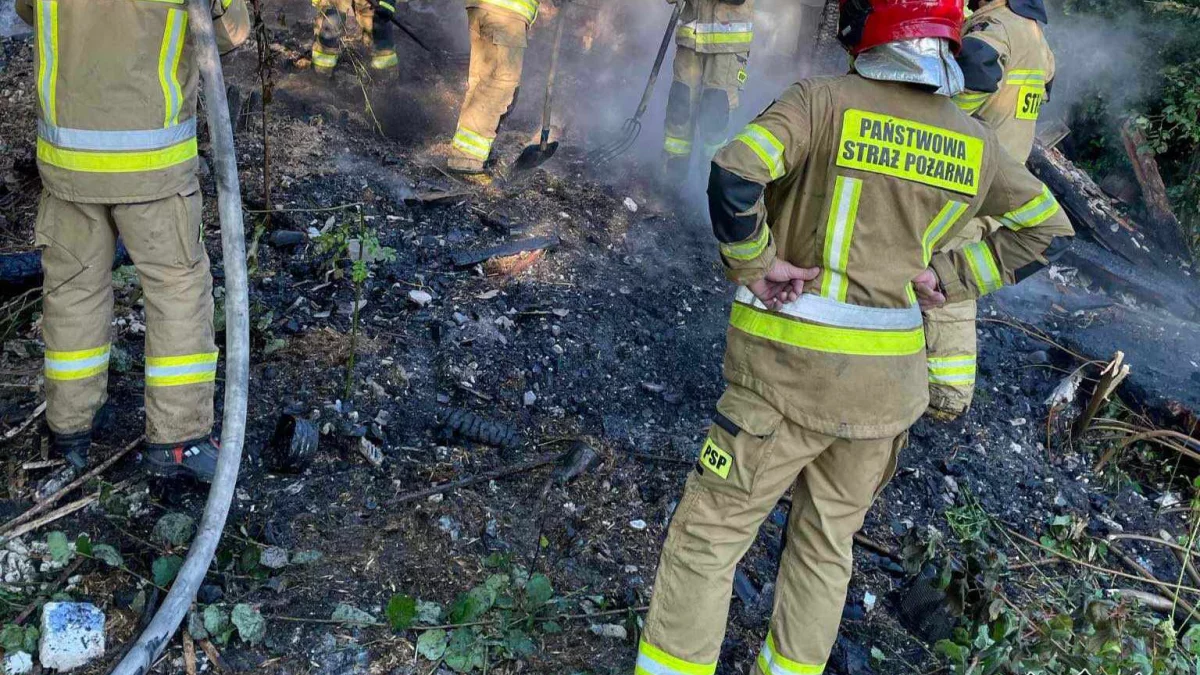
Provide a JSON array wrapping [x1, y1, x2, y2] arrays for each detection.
[[923, 217, 998, 419], [37, 190, 217, 445], [638, 385, 905, 675], [311, 0, 397, 72], [449, 6, 528, 170], [662, 47, 749, 182]]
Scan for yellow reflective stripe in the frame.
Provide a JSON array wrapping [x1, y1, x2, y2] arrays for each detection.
[[45, 344, 111, 381], [38, 137, 197, 173], [922, 201, 969, 264], [1006, 69, 1046, 85], [929, 355, 977, 385], [906, 283, 918, 306], [452, 126, 493, 160], [158, 9, 189, 128], [953, 92, 988, 114], [36, 0, 59, 126], [371, 52, 399, 69], [378, 0, 395, 10], [664, 136, 692, 156], [757, 631, 825, 675], [820, 176, 862, 302], [312, 47, 339, 68], [964, 241, 1003, 294], [635, 640, 716, 675], [478, 0, 538, 23], [721, 225, 769, 261], [222, 0, 233, 8], [677, 22, 754, 46], [999, 185, 1059, 230], [730, 303, 925, 357], [693, 32, 753, 45], [145, 351, 218, 387], [734, 123, 785, 180]]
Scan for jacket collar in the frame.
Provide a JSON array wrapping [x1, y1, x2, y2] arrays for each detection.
[[974, 0, 1048, 23]]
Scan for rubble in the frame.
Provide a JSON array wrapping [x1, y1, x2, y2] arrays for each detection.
[[1, 652, 31, 675], [39, 602, 105, 672]]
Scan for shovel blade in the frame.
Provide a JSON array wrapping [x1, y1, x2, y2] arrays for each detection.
[[513, 141, 560, 172]]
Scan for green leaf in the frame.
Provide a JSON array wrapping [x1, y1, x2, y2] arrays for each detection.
[[231, 603, 266, 645], [91, 544, 123, 568], [152, 555, 185, 587], [541, 620, 562, 635], [187, 609, 209, 641], [290, 550, 323, 565], [74, 534, 92, 557], [870, 647, 887, 663], [416, 600, 443, 626], [444, 627, 486, 673], [447, 586, 495, 624], [524, 573, 554, 607], [152, 513, 196, 547], [485, 574, 510, 595], [386, 594, 417, 631], [203, 605, 235, 646], [416, 628, 449, 661], [46, 531, 73, 563], [331, 603, 377, 625], [1, 623, 40, 653], [503, 629, 536, 658], [482, 552, 511, 569]]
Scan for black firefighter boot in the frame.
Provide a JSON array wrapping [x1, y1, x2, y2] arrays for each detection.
[[143, 437, 222, 483], [50, 402, 113, 470]]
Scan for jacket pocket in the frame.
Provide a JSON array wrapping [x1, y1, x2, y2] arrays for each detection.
[[871, 432, 908, 501], [695, 385, 784, 499], [175, 189, 205, 266], [483, 15, 529, 48]]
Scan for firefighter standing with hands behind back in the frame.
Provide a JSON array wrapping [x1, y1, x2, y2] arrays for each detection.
[[634, 1, 1074, 673], [924, 0, 1056, 420], [662, 0, 755, 185], [16, 0, 250, 482]]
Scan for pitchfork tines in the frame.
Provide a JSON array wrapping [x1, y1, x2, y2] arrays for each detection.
[[589, 117, 643, 166]]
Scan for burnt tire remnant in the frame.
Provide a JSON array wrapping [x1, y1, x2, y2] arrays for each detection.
[[439, 408, 524, 451]]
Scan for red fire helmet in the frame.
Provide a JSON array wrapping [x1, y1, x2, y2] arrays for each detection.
[[838, 0, 965, 56]]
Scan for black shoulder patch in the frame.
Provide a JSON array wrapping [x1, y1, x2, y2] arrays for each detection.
[[708, 164, 763, 244], [957, 37, 1003, 94], [1009, 0, 1049, 24]]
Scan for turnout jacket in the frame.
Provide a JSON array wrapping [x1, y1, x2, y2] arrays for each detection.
[[16, 0, 250, 204], [675, 0, 755, 54], [954, 0, 1054, 162], [465, 0, 539, 25], [709, 75, 1073, 438]]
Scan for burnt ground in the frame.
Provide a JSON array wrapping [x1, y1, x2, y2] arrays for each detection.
[[3, 5, 1200, 675]]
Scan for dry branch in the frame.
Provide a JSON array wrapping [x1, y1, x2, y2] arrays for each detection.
[[2, 402, 46, 441]]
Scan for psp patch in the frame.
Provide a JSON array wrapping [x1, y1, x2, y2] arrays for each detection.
[[1015, 86, 1046, 120], [837, 109, 985, 195], [699, 438, 733, 479]]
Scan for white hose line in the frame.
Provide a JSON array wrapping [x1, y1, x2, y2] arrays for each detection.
[[109, 1, 250, 672]]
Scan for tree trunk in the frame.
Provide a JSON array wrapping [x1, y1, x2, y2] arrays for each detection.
[[1119, 118, 1191, 257]]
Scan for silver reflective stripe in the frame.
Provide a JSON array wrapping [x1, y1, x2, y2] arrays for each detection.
[[145, 361, 216, 378], [691, 21, 753, 34], [734, 288, 922, 330], [38, 119, 197, 151], [37, 0, 56, 125], [45, 351, 110, 373], [635, 654, 685, 675], [161, 9, 188, 127]]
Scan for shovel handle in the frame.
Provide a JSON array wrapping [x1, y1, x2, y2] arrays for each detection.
[[633, 1, 685, 121], [540, 7, 567, 149]]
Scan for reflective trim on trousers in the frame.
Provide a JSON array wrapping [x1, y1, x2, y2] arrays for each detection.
[[664, 136, 693, 157], [146, 352, 218, 387], [634, 640, 717, 675], [999, 185, 1059, 230], [312, 46, 339, 68], [721, 226, 769, 261], [452, 126, 493, 161], [928, 355, 977, 386], [730, 303, 925, 357], [158, 8, 189, 128], [922, 200, 969, 264], [734, 288, 922, 330], [371, 52, 399, 69], [756, 631, 825, 675], [37, 137, 198, 173], [45, 344, 111, 382], [964, 241, 1003, 295], [38, 119, 197, 152], [36, 0, 59, 126], [820, 176, 862, 302], [733, 123, 785, 179]]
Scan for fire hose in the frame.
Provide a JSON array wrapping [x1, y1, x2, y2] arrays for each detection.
[[109, 0, 250, 672]]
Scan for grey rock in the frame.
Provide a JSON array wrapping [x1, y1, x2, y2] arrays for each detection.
[[260, 546, 289, 570], [40, 602, 105, 672]]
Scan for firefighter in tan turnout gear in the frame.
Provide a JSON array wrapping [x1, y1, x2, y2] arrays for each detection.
[[16, 0, 250, 482], [924, 0, 1055, 418], [663, 0, 755, 183], [311, 0, 400, 74], [447, 0, 541, 174], [634, 1, 1073, 673]]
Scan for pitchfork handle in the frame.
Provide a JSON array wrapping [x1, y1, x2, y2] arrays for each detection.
[[541, 8, 567, 151], [634, 1, 685, 121]]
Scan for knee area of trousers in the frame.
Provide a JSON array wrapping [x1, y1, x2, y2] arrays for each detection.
[[697, 89, 731, 141], [666, 81, 693, 128]]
